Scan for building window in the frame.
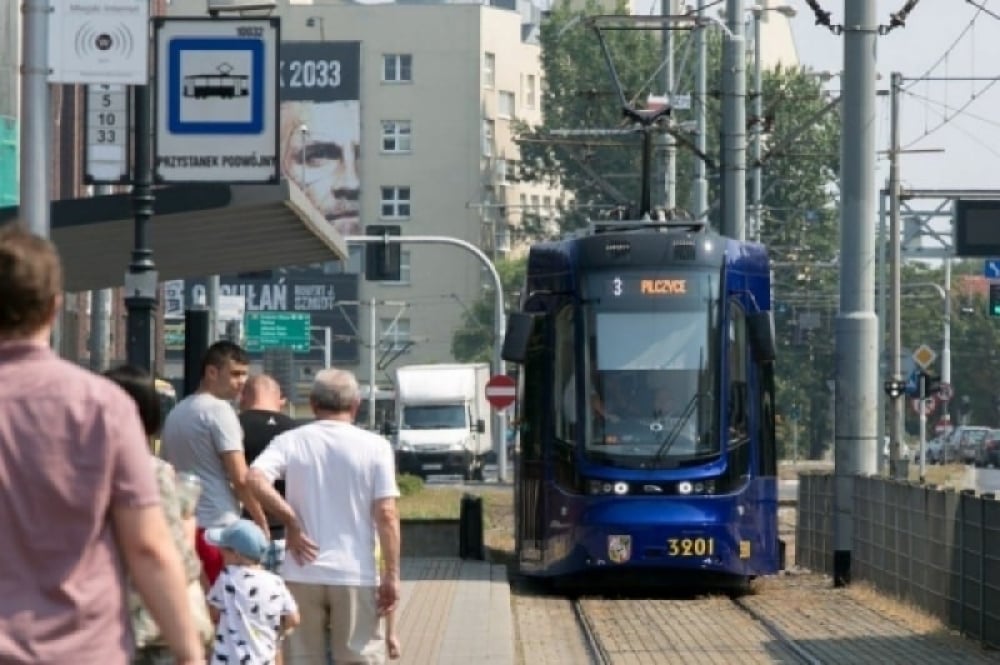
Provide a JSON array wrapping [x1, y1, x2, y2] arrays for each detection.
[[495, 158, 508, 185], [380, 186, 411, 219], [383, 54, 412, 82], [381, 120, 412, 153], [482, 119, 495, 157], [484, 52, 495, 88], [524, 74, 536, 109], [382, 250, 412, 285], [498, 90, 515, 119], [380, 317, 411, 352]]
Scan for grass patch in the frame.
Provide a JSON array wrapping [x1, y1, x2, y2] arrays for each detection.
[[397, 485, 516, 563], [910, 463, 968, 488]]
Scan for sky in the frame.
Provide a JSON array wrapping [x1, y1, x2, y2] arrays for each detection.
[[787, 0, 1000, 194]]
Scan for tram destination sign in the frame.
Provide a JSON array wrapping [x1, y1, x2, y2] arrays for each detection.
[[590, 272, 710, 304]]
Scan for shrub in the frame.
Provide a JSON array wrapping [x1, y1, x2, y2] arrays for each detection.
[[397, 473, 424, 497]]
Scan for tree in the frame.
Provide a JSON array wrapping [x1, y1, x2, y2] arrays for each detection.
[[451, 257, 527, 363]]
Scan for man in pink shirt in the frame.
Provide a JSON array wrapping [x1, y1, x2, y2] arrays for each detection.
[[0, 225, 204, 665]]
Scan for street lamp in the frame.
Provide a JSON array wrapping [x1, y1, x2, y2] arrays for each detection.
[[749, 4, 797, 242]]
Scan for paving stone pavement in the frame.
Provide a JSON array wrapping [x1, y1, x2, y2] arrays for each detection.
[[395, 558, 513, 665]]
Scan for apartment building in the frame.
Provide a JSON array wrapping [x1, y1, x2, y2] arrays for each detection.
[[165, 0, 564, 392]]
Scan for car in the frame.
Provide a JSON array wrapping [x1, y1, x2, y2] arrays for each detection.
[[926, 437, 947, 464], [945, 426, 991, 465], [975, 429, 1000, 468]]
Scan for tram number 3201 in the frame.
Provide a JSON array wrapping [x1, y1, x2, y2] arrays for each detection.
[[667, 537, 714, 557]]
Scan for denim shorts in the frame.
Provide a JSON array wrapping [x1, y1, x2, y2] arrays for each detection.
[[264, 538, 286, 573]]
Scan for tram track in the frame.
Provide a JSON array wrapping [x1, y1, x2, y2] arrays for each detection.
[[730, 595, 823, 665], [568, 591, 824, 665], [572, 597, 611, 665]]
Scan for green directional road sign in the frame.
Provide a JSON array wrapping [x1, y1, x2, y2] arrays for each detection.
[[245, 312, 311, 353]]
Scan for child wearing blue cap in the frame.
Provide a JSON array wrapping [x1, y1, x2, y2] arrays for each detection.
[[205, 519, 300, 664]]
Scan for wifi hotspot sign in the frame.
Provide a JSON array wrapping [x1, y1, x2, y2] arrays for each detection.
[[49, 0, 150, 85]]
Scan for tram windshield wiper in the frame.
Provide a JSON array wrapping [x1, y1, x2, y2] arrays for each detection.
[[650, 392, 700, 466]]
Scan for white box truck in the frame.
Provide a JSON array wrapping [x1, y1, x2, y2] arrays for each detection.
[[393, 363, 491, 480]]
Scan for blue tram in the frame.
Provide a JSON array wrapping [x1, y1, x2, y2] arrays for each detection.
[[502, 221, 782, 583]]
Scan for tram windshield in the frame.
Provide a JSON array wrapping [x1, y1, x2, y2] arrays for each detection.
[[578, 271, 720, 468]]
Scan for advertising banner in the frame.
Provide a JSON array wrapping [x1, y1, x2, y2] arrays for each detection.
[[279, 41, 361, 237], [165, 268, 360, 364]]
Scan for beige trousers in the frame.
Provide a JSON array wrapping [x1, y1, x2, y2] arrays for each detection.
[[283, 582, 385, 665]]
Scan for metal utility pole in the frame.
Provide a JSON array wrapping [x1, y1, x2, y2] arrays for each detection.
[[876, 187, 887, 473], [369, 296, 377, 431], [721, 0, 746, 240], [833, 0, 879, 588], [125, 82, 158, 372], [887, 72, 904, 479], [207, 275, 221, 342], [942, 257, 951, 387], [89, 187, 114, 371], [661, 0, 676, 212], [691, 0, 708, 220], [750, 8, 763, 242], [20, 0, 50, 237]]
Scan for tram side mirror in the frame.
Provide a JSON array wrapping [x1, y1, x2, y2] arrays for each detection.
[[747, 311, 776, 364], [502, 312, 538, 364], [475, 418, 486, 434]]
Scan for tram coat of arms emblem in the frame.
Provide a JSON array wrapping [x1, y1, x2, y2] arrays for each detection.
[[608, 535, 632, 563]]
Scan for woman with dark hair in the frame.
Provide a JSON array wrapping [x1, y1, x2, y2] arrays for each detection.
[[104, 365, 162, 438], [103, 366, 213, 664]]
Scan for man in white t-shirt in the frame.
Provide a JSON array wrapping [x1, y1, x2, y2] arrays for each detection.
[[160, 340, 266, 586], [249, 368, 400, 665]]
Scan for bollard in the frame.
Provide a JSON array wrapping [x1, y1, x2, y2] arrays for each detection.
[[459, 493, 484, 560]]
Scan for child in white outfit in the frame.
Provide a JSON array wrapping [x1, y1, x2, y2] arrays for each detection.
[[205, 520, 300, 665]]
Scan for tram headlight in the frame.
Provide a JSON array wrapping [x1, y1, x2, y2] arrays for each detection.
[[587, 480, 630, 495], [676, 479, 717, 496]]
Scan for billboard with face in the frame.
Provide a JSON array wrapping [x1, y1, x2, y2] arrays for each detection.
[[279, 41, 361, 237]]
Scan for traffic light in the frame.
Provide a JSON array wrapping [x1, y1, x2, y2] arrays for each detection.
[[364, 225, 401, 281], [883, 379, 905, 399], [990, 283, 1000, 317]]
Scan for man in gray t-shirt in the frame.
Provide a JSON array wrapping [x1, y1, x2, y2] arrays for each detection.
[[160, 341, 263, 585]]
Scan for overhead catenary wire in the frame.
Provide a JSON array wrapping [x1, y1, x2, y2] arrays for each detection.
[[899, 74, 1000, 150], [903, 1, 984, 91]]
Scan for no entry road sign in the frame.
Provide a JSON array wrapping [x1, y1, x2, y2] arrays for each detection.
[[485, 374, 516, 410]]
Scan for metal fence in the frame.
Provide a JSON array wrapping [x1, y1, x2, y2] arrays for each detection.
[[797, 472, 1000, 648]]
